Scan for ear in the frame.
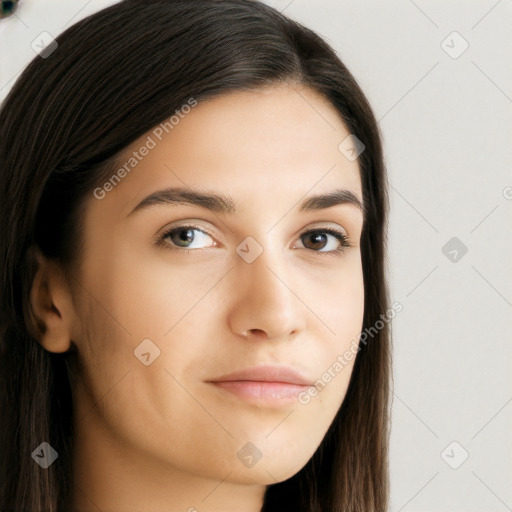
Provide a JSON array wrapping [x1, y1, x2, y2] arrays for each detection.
[[28, 248, 75, 353]]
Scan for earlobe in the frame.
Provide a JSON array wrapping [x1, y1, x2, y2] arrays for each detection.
[[28, 250, 74, 354]]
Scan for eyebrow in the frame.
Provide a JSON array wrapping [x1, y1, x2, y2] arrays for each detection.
[[128, 186, 365, 217]]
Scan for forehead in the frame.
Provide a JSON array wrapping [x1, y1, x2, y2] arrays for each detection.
[[91, 83, 364, 219]]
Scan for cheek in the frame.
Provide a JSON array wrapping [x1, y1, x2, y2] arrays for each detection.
[[312, 253, 365, 347], [80, 230, 227, 340], [302, 255, 364, 403]]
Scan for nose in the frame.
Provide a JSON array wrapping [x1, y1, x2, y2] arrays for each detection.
[[226, 245, 307, 341]]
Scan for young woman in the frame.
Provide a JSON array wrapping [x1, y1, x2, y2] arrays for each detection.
[[0, 1, 392, 510]]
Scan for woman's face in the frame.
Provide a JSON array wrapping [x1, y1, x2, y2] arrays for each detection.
[[69, 84, 365, 490]]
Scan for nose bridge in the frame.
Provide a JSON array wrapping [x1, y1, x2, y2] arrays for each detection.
[[242, 244, 289, 301]]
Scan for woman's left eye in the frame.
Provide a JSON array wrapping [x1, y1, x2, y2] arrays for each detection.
[[158, 225, 351, 255], [295, 229, 351, 255]]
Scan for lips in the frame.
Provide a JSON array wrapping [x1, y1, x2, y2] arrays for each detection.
[[208, 365, 314, 386], [206, 365, 315, 406]]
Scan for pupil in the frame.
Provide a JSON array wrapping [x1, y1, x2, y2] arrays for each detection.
[[173, 228, 194, 246], [306, 232, 326, 249]]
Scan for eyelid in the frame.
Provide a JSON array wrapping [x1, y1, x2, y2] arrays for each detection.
[[155, 217, 216, 237], [302, 221, 348, 236]]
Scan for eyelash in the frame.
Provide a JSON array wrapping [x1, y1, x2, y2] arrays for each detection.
[[157, 224, 352, 256]]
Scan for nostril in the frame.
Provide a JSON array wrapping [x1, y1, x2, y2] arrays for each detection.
[[247, 328, 266, 337]]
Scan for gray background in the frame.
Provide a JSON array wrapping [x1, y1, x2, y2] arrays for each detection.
[[1, 1, 511, 511]]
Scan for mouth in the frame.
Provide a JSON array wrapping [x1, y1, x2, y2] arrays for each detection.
[[206, 365, 315, 407]]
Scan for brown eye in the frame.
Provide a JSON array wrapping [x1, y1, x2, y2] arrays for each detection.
[[302, 231, 329, 250], [298, 229, 350, 255]]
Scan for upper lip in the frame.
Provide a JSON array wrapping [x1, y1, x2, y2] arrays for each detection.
[[207, 365, 314, 386]]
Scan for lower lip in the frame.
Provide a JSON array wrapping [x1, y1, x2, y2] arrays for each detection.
[[209, 381, 311, 406]]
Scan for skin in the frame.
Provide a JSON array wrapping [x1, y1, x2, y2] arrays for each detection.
[[30, 83, 365, 512]]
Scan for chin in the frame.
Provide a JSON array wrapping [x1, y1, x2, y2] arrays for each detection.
[[230, 443, 318, 485]]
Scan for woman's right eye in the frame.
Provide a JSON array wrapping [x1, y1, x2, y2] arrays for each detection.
[[159, 225, 217, 251]]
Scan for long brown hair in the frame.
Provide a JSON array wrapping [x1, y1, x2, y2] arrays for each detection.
[[0, 1, 392, 510]]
